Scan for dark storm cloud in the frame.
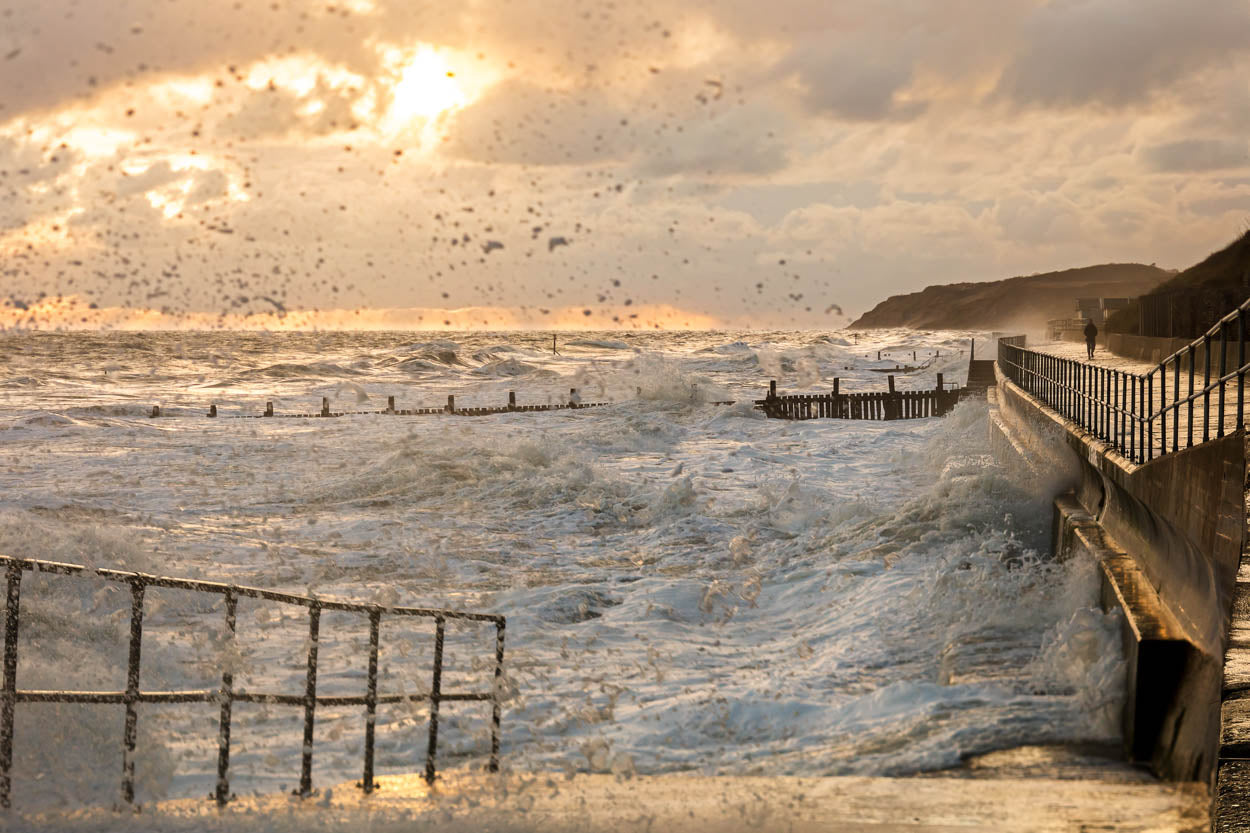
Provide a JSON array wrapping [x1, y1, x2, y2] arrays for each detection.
[[779, 37, 923, 121], [996, 0, 1250, 108], [1143, 139, 1250, 173]]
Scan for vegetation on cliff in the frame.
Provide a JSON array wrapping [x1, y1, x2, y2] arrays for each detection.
[[849, 264, 1171, 332]]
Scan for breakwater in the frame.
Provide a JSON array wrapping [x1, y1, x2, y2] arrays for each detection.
[[987, 322, 1250, 830]]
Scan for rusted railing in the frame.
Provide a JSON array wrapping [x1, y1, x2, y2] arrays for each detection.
[[998, 295, 1250, 464], [0, 554, 505, 809]]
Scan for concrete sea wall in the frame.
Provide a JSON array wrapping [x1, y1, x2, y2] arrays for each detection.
[[988, 365, 1245, 785]]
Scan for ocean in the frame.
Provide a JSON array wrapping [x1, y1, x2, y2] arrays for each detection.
[[0, 328, 1126, 809]]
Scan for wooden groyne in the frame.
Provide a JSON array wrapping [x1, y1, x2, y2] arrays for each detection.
[[154, 389, 611, 420], [145, 376, 972, 423], [756, 375, 963, 421]]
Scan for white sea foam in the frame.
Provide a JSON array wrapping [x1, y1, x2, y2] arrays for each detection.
[[0, 329, 1124, 810]]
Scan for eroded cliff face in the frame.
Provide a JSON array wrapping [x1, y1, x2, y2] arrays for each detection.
[[850, 263, 1172, 332]]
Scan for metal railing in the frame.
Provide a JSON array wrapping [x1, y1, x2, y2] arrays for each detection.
[[0, 555, 506, 809], [998, 296, 1250, 464]]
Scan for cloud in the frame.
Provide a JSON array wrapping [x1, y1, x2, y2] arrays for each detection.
[[1143, 139, 1250, 173], [779, 36, 924, 121], [634, 102, 790, 177], [996, 0, 1250, 108], [443, 80, 629, 166]]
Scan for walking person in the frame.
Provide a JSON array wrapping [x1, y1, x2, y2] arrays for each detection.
[[1084, 319, 1098, 360]]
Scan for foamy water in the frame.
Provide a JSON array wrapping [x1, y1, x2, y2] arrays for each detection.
[[0, 329, 1125, 809]]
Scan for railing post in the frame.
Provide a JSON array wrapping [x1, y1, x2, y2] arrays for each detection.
[[321, 397, 331, 418], [1218, 320, 1228, 438], [1188, 347, 1196, 448], [1, 561, 21, 810], [297, 604, 320, 797], [1239, 309, 1246, 434], [264, 401, 273, 418], [1129, 372, 1137, 463], [1146, 374, 1154, 462], [446, 395, 455, 415], [1173, 359, 1180, 454], [361, 610, 380, 794], [1204, 334, 1212, 443], [1157, 365, 1166, 455], [490, 618, 506, 774], [215, 589, 237, 806], [425, 617, 445, 785], [121, 580, 146, 805], [387, 396, 396, 415]]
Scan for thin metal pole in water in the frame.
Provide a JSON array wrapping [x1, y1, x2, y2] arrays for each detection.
[[297, 604, 320, 797], [425, 617, 445, 785], [361, 610, 380, 794], [1, 562, 22, 810], [490, 619, 506, 773], [121, 580, 146, 805], [214, 589, 237, 806]]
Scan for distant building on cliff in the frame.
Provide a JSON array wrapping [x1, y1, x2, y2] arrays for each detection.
[[1048, 297, 1135, 340]]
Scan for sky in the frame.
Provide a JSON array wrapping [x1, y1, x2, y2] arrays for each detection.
[[1, 0, 1249, 330]]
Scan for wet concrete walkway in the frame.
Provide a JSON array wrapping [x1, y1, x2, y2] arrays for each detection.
[[19, 760, 1210, 833]]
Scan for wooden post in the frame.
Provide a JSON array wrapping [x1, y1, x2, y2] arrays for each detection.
[[970, 339, 975, 361], [936, 373, 944, 391], [387, 396, 395, 414], [150, 405, 160, 418], [877, 350, 881, 361], [913, 351, 916, 361], [887, 375, 895, 394], [769, 380, 777, 400], [321, 397, 331, 417], [569, 388, 578, 409], [508, 391, 516, 411], [265, 402, 273, 418], [446, 395, 455, 414], [208, 404, 217, 418], [833, 378, 840, 396]]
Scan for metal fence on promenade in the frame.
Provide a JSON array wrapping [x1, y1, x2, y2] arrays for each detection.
[[998, 297, 1250, 464], [0, 555, 506, 809]]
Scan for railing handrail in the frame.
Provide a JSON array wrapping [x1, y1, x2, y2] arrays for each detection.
[[997, 294, 1250, 464], [0, 554, 506, 810], [1158, 295, 1250, 370], [0, 555, 503, 622]]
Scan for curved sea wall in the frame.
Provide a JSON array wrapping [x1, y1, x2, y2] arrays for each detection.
[[988, 364, 1245, 785]]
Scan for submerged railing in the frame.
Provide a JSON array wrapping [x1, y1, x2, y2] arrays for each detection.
[[0, 555, 505, 809], [997, 296, 1250, 464]]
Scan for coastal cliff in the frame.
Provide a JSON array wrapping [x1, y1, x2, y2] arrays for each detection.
[[850, 264, 1171, 331]]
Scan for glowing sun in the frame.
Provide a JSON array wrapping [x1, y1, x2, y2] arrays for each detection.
[[383, 46, 466, 130]]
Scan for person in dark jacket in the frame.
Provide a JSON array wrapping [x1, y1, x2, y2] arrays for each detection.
[[1084, 319, 1098, 360]]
